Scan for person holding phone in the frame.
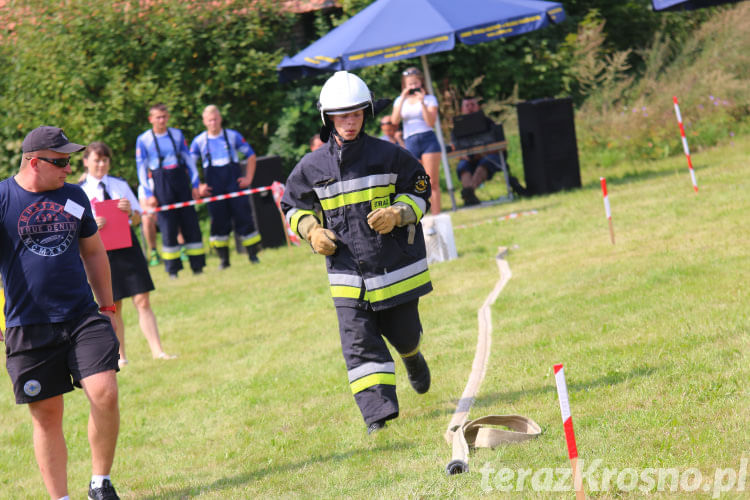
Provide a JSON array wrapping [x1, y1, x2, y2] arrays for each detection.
[[391, 67, 442, 214]]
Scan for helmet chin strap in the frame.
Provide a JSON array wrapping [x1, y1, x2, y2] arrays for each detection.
[[329, 123, 365, 144]]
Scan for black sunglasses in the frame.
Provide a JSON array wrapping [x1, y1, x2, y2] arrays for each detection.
[[402, 68, 420, 76], [380, 121, 392, 126], [26, 156, 71, 168]]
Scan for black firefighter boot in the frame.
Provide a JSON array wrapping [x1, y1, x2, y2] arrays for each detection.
[[247, 244, 260, 264], [216, 246, 230, 270], [402, 352, 431, 394]]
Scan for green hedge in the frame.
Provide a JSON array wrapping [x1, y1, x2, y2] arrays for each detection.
[[0, 0, 294, 184]]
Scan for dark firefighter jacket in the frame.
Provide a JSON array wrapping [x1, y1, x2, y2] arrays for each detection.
[[281, 134, 433, 311]]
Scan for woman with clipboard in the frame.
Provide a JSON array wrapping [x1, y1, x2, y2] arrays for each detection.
[[80, 142, 176, 367]]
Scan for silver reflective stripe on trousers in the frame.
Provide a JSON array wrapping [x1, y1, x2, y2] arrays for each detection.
[[347, 361, 395, 383]]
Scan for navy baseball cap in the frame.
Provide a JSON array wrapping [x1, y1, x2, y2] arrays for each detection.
[[22, 126, 85, 153]]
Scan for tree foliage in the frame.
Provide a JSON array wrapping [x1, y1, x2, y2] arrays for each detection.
[[0, 0, 722, 183], [0, 0, 295, 184]]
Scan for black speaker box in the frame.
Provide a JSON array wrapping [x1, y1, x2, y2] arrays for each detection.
[[247, 155, 287, 249], [233, 154, 287, 251], [516, 97, 581, 196]]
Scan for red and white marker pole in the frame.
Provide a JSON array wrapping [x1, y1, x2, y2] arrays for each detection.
[[554, 364, 585, 500], [600, 177, 615, 245], [672, 96, 699, 192]]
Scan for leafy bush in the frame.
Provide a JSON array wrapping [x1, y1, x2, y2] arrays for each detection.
[[577, 3, 750, 169], [0, 0, 294, 185]]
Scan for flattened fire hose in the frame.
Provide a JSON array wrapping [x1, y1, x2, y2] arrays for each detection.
[[444, 247, 542, 475]]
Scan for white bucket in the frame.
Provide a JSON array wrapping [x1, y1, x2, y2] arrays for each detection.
[[422, 213, 458, 264]]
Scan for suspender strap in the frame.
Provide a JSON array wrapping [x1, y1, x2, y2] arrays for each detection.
[[223, 129, 235, 164], [150, 129, 182, 169], [166, 129, 186, 169], [150, 130, 164, 169], [202, 129, 236, 170]]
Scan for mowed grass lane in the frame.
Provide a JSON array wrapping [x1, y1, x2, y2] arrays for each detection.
[[1, 135, 748, 498]]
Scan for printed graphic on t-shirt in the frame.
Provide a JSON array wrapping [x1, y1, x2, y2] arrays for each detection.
[[17, 201, 78, 257]]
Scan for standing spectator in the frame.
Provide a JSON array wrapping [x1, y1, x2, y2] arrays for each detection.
[[136, 103, 206, 278], [81, 141, 177, 366], [190, 105, 261, 268], [391, 66, 442, 214], [0, 126, 121, 500], [138, 183, 160, 266], [309, 134, 324, 152], [378, 116, 406, 148], [282, 71, 433, 435]]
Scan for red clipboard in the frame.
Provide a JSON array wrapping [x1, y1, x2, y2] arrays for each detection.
[[93, 200, 132, 251]]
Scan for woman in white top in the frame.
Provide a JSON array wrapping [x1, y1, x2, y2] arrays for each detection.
[[391, 67, 442, 214], [81, 142, 176, 366]]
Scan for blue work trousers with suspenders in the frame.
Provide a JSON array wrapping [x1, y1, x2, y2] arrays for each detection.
[[202, 130, 260, 263], [151, 130, 205, 275]]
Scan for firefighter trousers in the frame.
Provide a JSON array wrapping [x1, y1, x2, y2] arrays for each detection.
[[336, 299, 423, 426], [157, 206, 206, 275], [206, 163, 260, 250]]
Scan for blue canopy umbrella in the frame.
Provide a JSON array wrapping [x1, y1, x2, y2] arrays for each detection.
[[652, 0, 742, 10], [278, 0, 566, 210]]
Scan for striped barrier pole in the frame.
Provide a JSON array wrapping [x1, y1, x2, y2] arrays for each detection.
[[143, 185, 272, 214], [600, 177, 615, 245], [269, 181, 300, 247], [672, 96, 699, 193], [554, 364, 585, 500]]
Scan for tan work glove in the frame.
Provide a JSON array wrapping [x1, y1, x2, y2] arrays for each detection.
[[367, 207, 401, 234], [298, 215, 337, 255], [309, 227, 337, 255]]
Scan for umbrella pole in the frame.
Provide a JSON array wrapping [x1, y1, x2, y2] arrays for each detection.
[[421, 55, 457, 212]]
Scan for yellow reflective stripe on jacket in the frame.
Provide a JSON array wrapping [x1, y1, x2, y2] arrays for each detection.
[[313, 173, 398, 199], [364, 269, 431, 304], [394, 193, 425, 223], [319, 185, 395, 211], [350, 373, 397, 394], [288, 209, 318, 236], [330, 285, 361, 299], [364, 259, 428, 290]]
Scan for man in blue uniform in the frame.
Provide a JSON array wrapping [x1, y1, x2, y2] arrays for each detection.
[[281, 71, 433, 434], [136, 103, 206, 278], [190, 105, 261, 268], [0, 126, 121, 500]]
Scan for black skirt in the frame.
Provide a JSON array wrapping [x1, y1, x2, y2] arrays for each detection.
[[107, 228, 155, 302]]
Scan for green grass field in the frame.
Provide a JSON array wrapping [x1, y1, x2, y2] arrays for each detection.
[[1, 134, 748, 499]]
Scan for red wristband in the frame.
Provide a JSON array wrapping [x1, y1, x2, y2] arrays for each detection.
[[99, 305, 116, 313]]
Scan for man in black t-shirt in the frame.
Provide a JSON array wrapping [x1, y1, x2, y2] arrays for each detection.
[[0, 126, 122, 500]]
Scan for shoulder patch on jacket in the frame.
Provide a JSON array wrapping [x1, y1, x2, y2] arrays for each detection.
[[414, 174, 429, 194]]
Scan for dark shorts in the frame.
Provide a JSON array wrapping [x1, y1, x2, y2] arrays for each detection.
[[5, 312, 119, 404], [405, 130, 441, 158], [456, 153, 502, 180], [108, 228, 155, 302]]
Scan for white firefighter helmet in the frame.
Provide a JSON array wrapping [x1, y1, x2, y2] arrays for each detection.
[[318, 71, 373, 123]]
